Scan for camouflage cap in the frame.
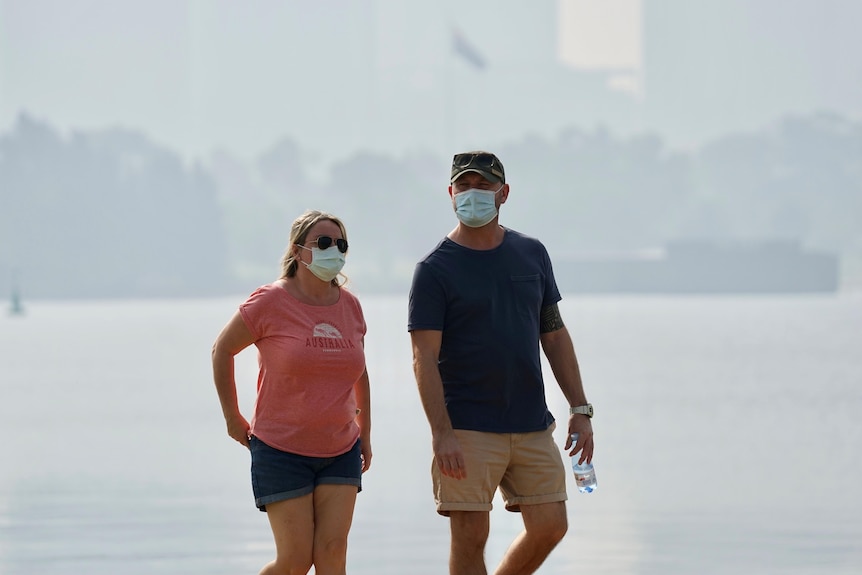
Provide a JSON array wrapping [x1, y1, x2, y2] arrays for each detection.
[[450, 151, 505, 184]]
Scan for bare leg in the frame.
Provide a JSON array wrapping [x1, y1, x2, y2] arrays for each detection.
[[260, 494, 314, 575], [311, 484, 358, 575], [449, 510, 490, 575], [494, 501, 567, 575]]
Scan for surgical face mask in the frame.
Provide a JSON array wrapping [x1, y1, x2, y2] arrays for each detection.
[[298, 245, 346, 282], [453, 185, 502, 228]]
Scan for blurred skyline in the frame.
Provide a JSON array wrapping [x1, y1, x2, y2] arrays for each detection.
[[2, 0, 861, 168]]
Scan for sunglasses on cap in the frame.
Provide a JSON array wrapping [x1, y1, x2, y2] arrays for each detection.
[[452, 152, 499, 170], [312, 236, 349, 253]]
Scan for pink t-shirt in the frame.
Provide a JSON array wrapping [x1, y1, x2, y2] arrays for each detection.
[[239, 282, 367, 457]]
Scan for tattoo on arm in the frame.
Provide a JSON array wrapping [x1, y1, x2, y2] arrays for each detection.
[[540, 303, 565, 333]]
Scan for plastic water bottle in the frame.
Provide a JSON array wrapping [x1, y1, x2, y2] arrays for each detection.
[[570, 433, 597, 493]]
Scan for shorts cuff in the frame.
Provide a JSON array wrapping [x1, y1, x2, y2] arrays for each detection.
[[255, 484, 314, 510], [504, 491, 568, 512], [319, 476, 362, 492], [436, 501, 493, 517]]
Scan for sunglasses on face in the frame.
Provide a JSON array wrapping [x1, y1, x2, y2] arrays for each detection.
[[452, 152, 498, 170], [312, 236, 349, 253]]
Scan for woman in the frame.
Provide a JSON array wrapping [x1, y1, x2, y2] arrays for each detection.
[[212, 209, 372, 575]]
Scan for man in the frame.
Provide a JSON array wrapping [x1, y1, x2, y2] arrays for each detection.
[[408, 151, 595, 575]]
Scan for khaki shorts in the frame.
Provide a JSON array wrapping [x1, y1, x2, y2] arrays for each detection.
[[432, 423, 567, 515]]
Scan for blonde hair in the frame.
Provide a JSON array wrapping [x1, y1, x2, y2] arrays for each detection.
[[279, 209, 349, 287]]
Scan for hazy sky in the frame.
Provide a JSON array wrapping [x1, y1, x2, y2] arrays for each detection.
[[1, 0, 859, 166], [559, 0, 641, 71]]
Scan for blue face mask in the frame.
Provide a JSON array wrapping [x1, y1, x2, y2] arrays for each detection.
[[298, 245, 345, 282], [453, 185, 502, 228]]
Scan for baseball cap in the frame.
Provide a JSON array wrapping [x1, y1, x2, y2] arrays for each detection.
[[451, 151, 505, 184]]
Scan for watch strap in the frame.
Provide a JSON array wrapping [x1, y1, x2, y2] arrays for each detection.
[[569, 404, 594, 418]]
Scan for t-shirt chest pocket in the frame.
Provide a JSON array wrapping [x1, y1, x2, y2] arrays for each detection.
[[509, 274, 542, 303]]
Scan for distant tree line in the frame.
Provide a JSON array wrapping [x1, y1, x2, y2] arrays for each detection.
[[0, 114, 233, 299], [1, 111, 860, 299]]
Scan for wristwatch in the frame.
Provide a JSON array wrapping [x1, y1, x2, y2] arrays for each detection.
[[569, 404, 594, 418]]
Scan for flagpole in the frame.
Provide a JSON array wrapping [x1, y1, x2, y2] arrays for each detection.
[[447, 24, 488, 154], [443, 21, 456, 159]]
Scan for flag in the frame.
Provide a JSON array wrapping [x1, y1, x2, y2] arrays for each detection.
[[452, 27, 487, 70]]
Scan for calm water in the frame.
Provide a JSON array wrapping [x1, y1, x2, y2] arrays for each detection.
[[1, 293, 860, 574]]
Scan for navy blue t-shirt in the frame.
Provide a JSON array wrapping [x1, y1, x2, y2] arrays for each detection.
[[408, 228, 561, 433]]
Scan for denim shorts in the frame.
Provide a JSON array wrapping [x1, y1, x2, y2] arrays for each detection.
[[250, 436, 362, 511]]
